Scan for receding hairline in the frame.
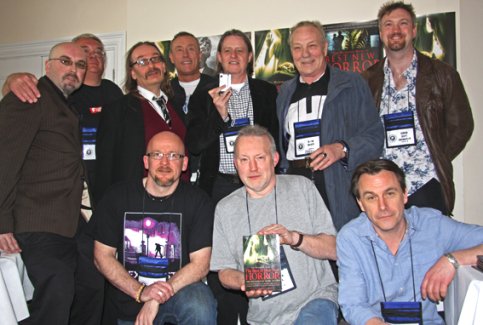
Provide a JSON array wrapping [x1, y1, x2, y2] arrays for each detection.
[[49, 42, 84, 58], [289, 20, 327, 46]]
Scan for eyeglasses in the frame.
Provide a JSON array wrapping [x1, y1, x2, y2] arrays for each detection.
[[130, 55, 163, 67], [82, 48, 105, 59], [146, 152, 185, 161], [49, 57, 87, 70]]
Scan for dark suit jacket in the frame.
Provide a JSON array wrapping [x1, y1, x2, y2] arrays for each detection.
[[170, 74, 216, 125], [0, 77, 83, 237], [186, 77, 279, 195], [94, 93, 185, 202]]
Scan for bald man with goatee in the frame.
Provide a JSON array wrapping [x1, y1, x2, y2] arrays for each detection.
[[0, 42, 87, 324]]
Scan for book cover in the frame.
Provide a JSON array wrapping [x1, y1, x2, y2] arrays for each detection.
[[243, 234, 281, 292]]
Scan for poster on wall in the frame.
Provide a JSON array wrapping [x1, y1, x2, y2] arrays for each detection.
[[156, 11, 455, 83], [157, 33, 251, 80], [254, 28, 295, 86], [323, 20, 383, 73], [414, 12, 455, 67]]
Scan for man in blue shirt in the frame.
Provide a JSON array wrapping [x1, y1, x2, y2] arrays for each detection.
[[337, 159, 483, 325]]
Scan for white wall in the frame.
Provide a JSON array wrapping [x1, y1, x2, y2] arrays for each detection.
[[0, 0, 481, 225]]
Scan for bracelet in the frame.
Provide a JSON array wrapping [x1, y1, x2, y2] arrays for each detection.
[[135, 283, 146, 303], [290, 232, 304, 251]]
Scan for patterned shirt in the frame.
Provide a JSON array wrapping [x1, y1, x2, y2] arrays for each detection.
[[380, 51, 437, 195], [218, 81, 254, 174]]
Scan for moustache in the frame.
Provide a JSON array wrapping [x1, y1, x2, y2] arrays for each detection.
[[389, 32, 404, 38], [62, 73, 80, 82], [145, 69, 162, 78], [156, 166, 172, 173]]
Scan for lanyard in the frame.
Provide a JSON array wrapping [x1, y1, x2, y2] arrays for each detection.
[[245, 187, 278, 234], [370, 232, 417, 302]]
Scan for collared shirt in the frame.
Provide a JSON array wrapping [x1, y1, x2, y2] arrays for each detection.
[[218, 81, 254, 174], [337, 206, 483, 325], [137, 86, 169, 122], [380, 51, 437, 195]]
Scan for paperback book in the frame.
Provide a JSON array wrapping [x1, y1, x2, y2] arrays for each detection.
[[243, 234, 282, 291]]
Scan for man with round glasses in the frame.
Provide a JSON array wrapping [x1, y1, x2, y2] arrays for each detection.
[[93, 131, 216, 325], [0, 42, 87, 324]]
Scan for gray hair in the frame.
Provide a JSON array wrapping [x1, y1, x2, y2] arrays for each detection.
[[235, 125, 276, 156], [289, 20, 327, 47]]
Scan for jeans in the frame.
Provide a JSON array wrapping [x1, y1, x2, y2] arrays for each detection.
[[118, 282, 217, 325], [294, 298, 339, 325]]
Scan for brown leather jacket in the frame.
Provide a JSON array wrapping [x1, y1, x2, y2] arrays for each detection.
[[362, 51, 473, 213]]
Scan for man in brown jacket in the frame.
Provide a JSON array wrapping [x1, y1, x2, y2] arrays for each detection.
[[0, 42, 86, 324], [362, 1, 473, 215]]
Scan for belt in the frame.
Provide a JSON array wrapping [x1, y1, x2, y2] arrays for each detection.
[[217, 173, 241, 184], [289, 158, 312, 169]]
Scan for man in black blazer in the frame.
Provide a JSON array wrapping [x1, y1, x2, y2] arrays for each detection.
[[186, 29, 279, 325], [169, 32, 216, 184]]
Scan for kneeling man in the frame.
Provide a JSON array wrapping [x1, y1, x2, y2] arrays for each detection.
[[93, 131, 216, 324], [211, 125, 338, 325], [337, 159, 483, 325]]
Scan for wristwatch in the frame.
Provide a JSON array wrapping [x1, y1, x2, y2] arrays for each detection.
[[444, 253, 460, 270], [336, 140, 349, 158]]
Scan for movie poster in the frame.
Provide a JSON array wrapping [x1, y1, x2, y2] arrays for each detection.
[[414, 12, 455, 67], [123, 212, 182, 285], [324, 20, 383, 73], [254, 28, 295, 85]]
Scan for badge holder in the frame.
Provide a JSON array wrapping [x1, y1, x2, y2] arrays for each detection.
[[383, 111, 416, 148], [293, 119, 321, 158], [223, 118, 250, 153], [262, 246, 297, 300], [81, 127, 97, 160], [371, 237, 423, 325]]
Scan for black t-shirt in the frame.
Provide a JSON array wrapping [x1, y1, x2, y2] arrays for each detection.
[[290, 66, 330, 112], [69, 79, 123, 187], [93, 180, 214, 320]]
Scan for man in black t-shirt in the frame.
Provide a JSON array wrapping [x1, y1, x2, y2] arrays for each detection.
[[93, 131, 216, 324]]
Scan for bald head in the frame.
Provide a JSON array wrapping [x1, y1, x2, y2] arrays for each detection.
[[143, 131, 188, 193], [46, 42, 87, 96], [146, 131, 185, 154]]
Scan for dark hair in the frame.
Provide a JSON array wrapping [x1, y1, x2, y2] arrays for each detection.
[[216, 29, 253, 76], [171, 31, 199, 48], [351, 159, 406, 199], [123, 41, 173, 97], [377, 1, 416, 26]]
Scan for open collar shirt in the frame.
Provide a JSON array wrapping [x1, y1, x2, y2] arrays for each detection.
[[337, 206, 483, 325]]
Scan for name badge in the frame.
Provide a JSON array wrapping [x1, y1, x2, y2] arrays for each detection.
[[294, 119, 321, 157], [223, 118, 250, 153], [262, 247, 297, 300], [383, 112, 416, 148], [380, 301, 422, 325], [82, 127, 97, 160]]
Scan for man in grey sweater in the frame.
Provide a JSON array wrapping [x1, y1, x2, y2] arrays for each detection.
[[211, 125, 338, 325]]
